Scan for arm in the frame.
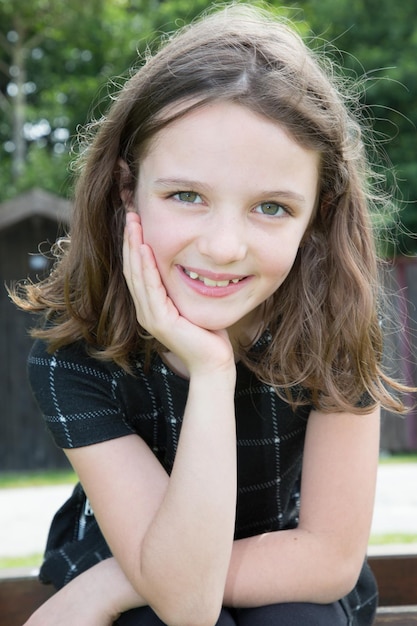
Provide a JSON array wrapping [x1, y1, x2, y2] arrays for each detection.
[[24, 558, 146, 626], [31, 405, 379, 623], [53, 212, 238, 626], [67, 379, 237, 626], [224, 405, 380, 606]]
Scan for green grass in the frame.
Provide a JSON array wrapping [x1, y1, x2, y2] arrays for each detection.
[[0, 554, 43, 570], [378, 453, 417, 464], [0, 469, 77, 489], [369, 533, 417, 546]]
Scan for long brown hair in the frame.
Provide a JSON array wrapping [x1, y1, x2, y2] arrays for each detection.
[[11, 4, 410, 413]]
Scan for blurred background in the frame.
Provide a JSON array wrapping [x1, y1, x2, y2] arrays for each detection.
[[0, 0, 416, 473]]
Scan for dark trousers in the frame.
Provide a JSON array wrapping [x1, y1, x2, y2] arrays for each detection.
[[116, 601, 348, 625]]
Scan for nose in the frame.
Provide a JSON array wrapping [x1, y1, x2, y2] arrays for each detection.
[[197, 209, 248, 265]]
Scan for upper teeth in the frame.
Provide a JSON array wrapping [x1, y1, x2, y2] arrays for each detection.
[[186, 270, 241, 287]]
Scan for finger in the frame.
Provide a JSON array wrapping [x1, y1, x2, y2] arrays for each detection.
[[125, 210, 142, 235], [123, 211, 143, 260], [138, 245, 175, 320], [123, 217, 177, 333], [124, 212, 166, 305], [123, 213, 143, 283], [123, 214, 148, 317]]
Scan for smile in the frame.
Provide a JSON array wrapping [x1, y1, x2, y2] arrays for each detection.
[[183, 268, 244, 288]]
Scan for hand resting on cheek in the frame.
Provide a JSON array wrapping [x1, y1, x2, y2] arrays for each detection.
[[123, 211, 235, 377]]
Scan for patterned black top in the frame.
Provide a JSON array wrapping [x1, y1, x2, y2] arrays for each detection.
[[28, 332, 308, 540], [27, 334, 378, 623]]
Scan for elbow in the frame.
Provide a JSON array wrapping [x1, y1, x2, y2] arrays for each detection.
[[133, 547, 226, 625], [153, 599, 222, 626], [136, 577, 223, 626], [325, 573, 359, 604], [318, 553, 365, 604], [162, 612, 221, 626], [339, 556, 366, 598]]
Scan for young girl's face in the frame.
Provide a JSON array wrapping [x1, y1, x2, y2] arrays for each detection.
[[134, 101, 320, 341]]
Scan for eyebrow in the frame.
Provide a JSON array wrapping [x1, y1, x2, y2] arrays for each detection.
[[154, 178, 211, 191], [153, 178, 307, 204]]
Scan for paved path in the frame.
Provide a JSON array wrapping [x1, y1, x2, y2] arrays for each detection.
[[371, 463, 417, 535], [368, 462, 417, 554], [0, 484, 73, 558], [0, 463, 416, 560]]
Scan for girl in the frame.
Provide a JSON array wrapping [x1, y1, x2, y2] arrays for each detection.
[[13, 4, 409, 625]]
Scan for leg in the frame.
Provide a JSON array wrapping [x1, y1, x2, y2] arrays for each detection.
[[115, 606, 237, 625], [235, 601, 348, 626]]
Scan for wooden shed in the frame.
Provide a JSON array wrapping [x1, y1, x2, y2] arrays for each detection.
[[0, 189, 72, 471]]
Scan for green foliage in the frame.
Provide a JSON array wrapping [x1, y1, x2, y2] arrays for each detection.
[[0, 0, 416, 252], [289, 0, 417, 254], [0, 144, 73, 200]]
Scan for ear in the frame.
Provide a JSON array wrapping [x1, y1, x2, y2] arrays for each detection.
[[117, 158, 136, 210]]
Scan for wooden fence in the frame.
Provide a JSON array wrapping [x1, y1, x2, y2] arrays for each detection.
[[380, 257, 417, 452]]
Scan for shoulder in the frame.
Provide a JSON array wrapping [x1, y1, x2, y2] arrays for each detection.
[[27, 339, 144, 449], [28, 338, 118, 376], [27, 339, 123, 403]]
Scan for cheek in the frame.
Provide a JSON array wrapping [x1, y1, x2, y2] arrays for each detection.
[[259, 237, 301, 282], [140, 219, 181, 273], [139, 205, 193, 264], [138, 206, 166, 250], [143, 230, 171, 262]]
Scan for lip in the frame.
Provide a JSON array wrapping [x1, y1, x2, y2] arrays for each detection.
[[177, 265, 251, 297]]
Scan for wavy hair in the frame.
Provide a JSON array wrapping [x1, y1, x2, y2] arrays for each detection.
[[12, 3, 409, 413]]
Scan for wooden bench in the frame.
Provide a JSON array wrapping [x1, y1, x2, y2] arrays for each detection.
[[0, 555, 416, 625], [0, 575, 54, 626], [368, 554, 417, 624]]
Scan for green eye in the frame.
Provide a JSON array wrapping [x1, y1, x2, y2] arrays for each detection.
[[255, 202, 287, 216], [175, 191, 202, 203]]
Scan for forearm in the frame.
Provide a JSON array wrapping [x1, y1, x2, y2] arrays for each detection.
[[224, 408, 379, 608], [225, 527, 365, 608], [139, 369, 237, 624], [62, 368, 238, 626], [25, 558, 146, 626], [87, 557, 147, 617]]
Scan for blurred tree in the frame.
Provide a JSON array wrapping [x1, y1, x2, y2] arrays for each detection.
[[0, 0, 146, 197], [291, 0, 417, 253], [1, 1, 88, 181]]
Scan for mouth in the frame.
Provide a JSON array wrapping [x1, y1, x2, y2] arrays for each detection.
[[182, 267, 246, 288]]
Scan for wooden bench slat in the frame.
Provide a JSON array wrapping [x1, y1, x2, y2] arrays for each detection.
[[0, 554, 416, 625], [369, 555, 417, 607], [374, 606, 417, 625], [0, 576, 54, 626]]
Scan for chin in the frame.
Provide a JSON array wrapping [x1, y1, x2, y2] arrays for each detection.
[[189, 319, 228, 332], [180, 312, 235, 332]]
